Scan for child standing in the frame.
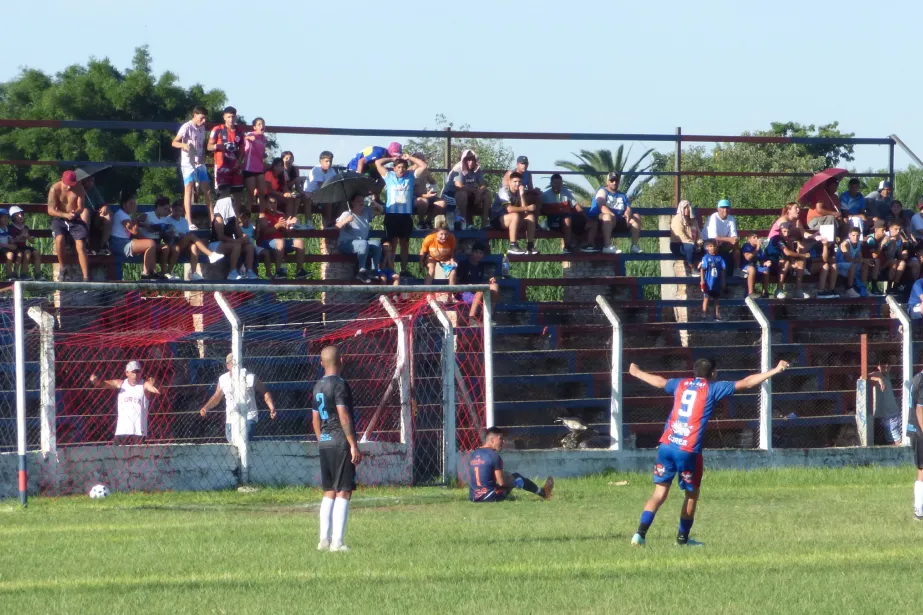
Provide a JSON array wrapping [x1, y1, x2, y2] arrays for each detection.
[[699, 239, 724, 321]]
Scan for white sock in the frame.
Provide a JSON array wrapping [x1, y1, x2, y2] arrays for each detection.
[[319, 497, 334, 543], [332, 498, 350, 546], [914, 481, 923, 511]]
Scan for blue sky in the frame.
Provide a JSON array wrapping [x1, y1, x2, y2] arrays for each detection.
[[1, 0, 919, 189]]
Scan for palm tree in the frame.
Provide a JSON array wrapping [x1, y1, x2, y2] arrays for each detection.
[[554, 146, 656, 202]]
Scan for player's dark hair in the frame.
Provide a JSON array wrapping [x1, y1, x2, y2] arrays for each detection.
[[509, 171, 523, 181], [192, 105, 208, 117], [485, 426, 504, 439], [704, 239, 717, 247], [693, 358, 717, 379], [550, 173, 562, 181], [252, 117, 265, 126]]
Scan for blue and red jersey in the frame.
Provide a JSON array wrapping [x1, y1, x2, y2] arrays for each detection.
[[659, 378, 736, 453], [467, 447, 503, 501]]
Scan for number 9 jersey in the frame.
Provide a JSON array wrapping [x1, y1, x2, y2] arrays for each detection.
[[659, 378, 736, 454]]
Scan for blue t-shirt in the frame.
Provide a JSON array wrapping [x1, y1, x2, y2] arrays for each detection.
[[700, 253, 725, 290], [347, 146, 389, 172], [741, 243, 769, 272], [591, 188, 630, 215], [662, 378, 737, 453], [383, 171, 416, 215], [467, 447, 503, 501], [840, 191, 866, 216]]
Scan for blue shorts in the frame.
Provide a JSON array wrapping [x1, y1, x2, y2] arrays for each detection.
[[182, 164, 209, 186], [259, 238, 295, 253], [653, 444, 703, 492], [110, 236, 133, 258]]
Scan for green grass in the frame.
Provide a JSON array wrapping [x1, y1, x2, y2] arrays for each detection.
[[1, 466, 920, 614]]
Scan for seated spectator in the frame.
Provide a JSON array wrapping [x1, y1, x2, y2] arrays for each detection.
[[878, 220, 917, 295], [77, 168, 112, 256], [376, 153, 429, 275], [886, 200, 914, 238], [258, 195, 309, 280], [336, 193, 383, 284], [47, 170, 90, 283], [263, 157, 291, 213], [807, 178, 843, 268], [420, 216, 457, 285], [837, 227, 866, 298], [742, 234, 772, 299], [911, 197, 923, 243], [161, 200, 226, 281], [280, 151, 312, 229], [237, 209, 270, 276], [305, 151, 338, 228], [139, 197, 172, 278], [491, 172, 537, 256], [503, 155, 534, 191], [703, 199, 740, 274], [0, 208, 11, 279], [863, 220, 887, 296], [241, 117, 268, 214], [7, 206, 42, 280], [411, 152, 444, 229], [443, 149, 491, 230], [172, 105, 213, 227], [769, 202, 807, 240], [209, 191, 256, 281], [110, 194, 161, 281], [590, 172, 642, 255], [840, 178, 866, 216], [865, 180, 894, 221], [699, 239, 724, 321], [669, 199, 702, 274], [542, 173, 589, 255], [909, 276, 923, 318], [457, 242, 500, 324], [768, 222, 809, 299]]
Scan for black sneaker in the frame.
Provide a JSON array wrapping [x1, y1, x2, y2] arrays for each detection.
[[295, 268, 310, 279], [507, 242, 527, 255], [562, 246, 573, 255], [356, 270, 369, 283], [273, 267, 289, 279], [760, 290, 769, 299], [98, 245, 111, 256], [527, 243, 540, 256], [581, 245, 600, 253]]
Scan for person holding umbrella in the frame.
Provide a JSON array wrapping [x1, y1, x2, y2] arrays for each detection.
[[76, 166, 113, 256]]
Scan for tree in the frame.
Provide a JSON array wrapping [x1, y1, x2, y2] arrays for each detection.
[[0, 46, 227, 204], [404, 114, 514, 194], [554, 146, 656, 202]]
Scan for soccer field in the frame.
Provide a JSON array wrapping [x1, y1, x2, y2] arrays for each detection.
[[1, 466, 919, 615]]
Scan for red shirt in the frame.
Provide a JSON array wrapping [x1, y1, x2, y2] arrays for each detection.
[[261, 210, 284, 241], [264, 170, 283, 193], [210, 125, 243, 169]]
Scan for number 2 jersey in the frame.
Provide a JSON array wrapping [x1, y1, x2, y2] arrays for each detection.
[[312, 375, 357, 448], [659, 378, 736, 453]]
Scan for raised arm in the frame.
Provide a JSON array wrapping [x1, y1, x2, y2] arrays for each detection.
[[628, 363, 669, 389], [89, 374, 122, 390], [143, 377, 161, 396], [406, 154, 427, 178], [734, 360, 789, 392], [373, 157, 391, 179]]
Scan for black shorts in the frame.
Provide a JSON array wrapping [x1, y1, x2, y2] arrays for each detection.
[[705, 288, 721, 299], [242, 170, 262, 179], [490, 216, 506, 231], [548, 213, 587, 235], [911, 433, 923, 470], [384, 214, 413, 241], [613, 216, 630, 233], [51, 218, 89, 241], [320, 445, 356, 492]]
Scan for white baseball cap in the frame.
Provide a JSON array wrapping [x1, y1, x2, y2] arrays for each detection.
[[8, 206, 23, 217], [125, 361, 142, 372]]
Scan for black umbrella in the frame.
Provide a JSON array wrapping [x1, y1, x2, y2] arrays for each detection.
[[74, 164, 112, 182], [311, 170, 377, 204]]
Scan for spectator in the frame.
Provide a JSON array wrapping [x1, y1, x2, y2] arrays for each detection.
[[442, 149, 491, 230], [263, 157, 291, 212], [836, 227, 865, 298], [911, 197, 923, 243], [7, 206, 42, 280], [0, 208, 11, 279], [909, 276, 923, 318], [375, 153, 429, 275], [699, 239, 724, 321], [864, 220, 888, 296], [347, 142, 403, 195], [503, 155, 534, 191], [280, 151, 311, 229], [411, 152, 443, 230], [161, 200, 226, 281], [542, 173, 589, 255], [172, 106, 213, 228], [258, 195, 309, 280], [840, 177, 866, 216], [869, 365, 903, 445], [110, 194, 161, 281], [806, 178, 843, 273], [420, 216, 457, 285], [138, 197, 173, 278], [769, 222, 809, 299], [76, 168, 112, 256], [336, 193, 383, 283], [237, 209, 270, 276], [207, 106, 246, 213], [491, 172, 537, 256], [886, 200, 914, 238], [47, 171, 90, 283], [305, 151, 338, 228], [768, 202, 807, 240], [591, 172, 642, 255], [199, 353, 277, 444], [669, 200, 702, 274], [742, 234, 772, 299], [209, 192, 255, 281], [703, 199, 740, 273], [878, 221, 915, 295], [241, 117, 268, 214], [457, 241, 500, 324], [89, 361, 160, 446], [866, 180, 894, 221]]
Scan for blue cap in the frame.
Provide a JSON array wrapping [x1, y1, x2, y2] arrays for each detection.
[[0, 209, 8, 217], [718, 199, 731, 208]]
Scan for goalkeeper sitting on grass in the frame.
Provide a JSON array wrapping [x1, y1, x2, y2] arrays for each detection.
[[467, 427, 553, 502]]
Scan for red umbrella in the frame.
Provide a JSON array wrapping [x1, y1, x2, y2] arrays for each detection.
[[797, 168, 849, 205]]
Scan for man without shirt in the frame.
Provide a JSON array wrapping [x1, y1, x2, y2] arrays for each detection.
[[47, 170, 91, 282]]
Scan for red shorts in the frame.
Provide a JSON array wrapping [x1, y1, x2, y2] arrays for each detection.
[[215, 166, 244, 190]]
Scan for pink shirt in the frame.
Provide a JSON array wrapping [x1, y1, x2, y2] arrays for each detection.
[[242, 132, 267, 174]]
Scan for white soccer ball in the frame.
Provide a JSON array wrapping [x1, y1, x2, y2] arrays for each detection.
[[88, 484, 110, 499]]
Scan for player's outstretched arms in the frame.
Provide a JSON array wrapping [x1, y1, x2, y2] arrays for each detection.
[[628, 363, 669, 389], [734, 360, 789, 391]]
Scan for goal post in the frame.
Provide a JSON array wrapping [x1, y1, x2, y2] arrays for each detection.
[[4, 280, 492, 498]]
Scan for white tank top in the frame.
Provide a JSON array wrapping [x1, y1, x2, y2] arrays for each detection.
[[115, 380, 149, 437]]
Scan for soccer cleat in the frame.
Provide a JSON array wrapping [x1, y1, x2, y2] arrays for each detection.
[[330, 543, 350, 552], [631, 533, 646, 547], [209, 252, 225, 264], [318, 539, 331, 551], [542, 476, 554, 499], [676, 538, 705, 547]]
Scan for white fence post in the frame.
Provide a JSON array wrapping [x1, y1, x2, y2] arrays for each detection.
[[595, 296, 623, 450], [13, 282, 28, 505], [215, 292, 249, 485], [380, 296, 413, 482], [429, 299, 457, 484], [483, 288, 495, 429], [886, 296, 913, 445], [745, 297, 773, 451], [27, 307, 57, 467]]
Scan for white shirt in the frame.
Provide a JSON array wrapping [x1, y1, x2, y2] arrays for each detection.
[[139, 211, 163, 240], [115, 380, 149, 437], [911, 212, 923, 238], [112, 209, 132, 239], [305, 166, 337, 193], [218, 370, 259, 423], [704, 212, 738, 240], [176, 121, 206, 168], [163, 215, 190, 235]]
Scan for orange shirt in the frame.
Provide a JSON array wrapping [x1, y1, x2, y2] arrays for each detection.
[[421, 233, 456, 263]]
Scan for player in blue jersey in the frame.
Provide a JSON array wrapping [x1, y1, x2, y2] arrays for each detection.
[[467, 427, 554, 502], [628, 357, 789, 546]]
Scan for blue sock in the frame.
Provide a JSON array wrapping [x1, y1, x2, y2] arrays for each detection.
[[677, 517, 694, 543], [637, 510, 656, 538]]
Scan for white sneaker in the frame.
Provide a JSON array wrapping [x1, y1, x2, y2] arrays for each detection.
[[776, 291, 788, 299], [914, 508, 923, 520], [318, 539, 331, 551], [800, 291, 811, 299], [738, 270, 748, 278], [188, 272, 204, 281], [164, 273, 176, 280], [227, 271, 241, 281], [330, 543, 350, 552], [602, 246, 619, 254], [209, 252, 225, 264], [247, 270, 259, 280], [842, 288, 860, 298], [630, 244, 642, 254], [188, 223, 199, 231]]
